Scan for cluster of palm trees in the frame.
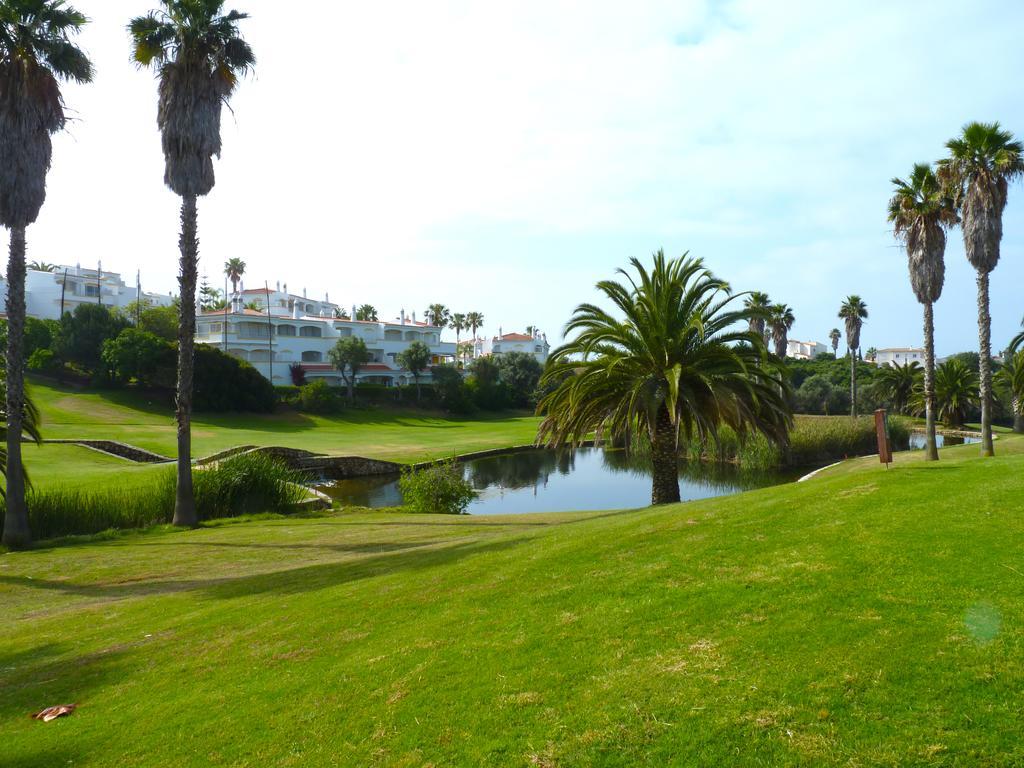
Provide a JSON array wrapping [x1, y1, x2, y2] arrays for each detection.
[[888, 121, 1023, 460], [743, 292, 795, 358], [425, 306, 484, 365], [1, 0, 253, 547]]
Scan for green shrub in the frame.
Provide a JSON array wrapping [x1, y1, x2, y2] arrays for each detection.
[[27, 348, 59, 373], [275, 385, 301, 406], [398, 459, 476, 514], [193, 345, 276, 412], [297, 379, 341, 414], [12, 453, 308, 541]]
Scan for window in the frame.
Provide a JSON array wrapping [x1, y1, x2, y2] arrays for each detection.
[[302, 351, 322, 363], [250, 349, 272, 362], [299, 326, 322, 338], [198, 324, 209, 335], [276, 325, 296, 337], [385, 330, 402, 341], [238, 322, 271, 338], [210, 322, 223, 334], [84, 284, 99, 297]]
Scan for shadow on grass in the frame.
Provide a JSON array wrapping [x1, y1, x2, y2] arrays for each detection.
[[0, 640, 133, 724], [0, 536, 527, 602]]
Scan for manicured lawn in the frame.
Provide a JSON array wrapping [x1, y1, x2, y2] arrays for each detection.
[[3, 435, 1023, 766], [26, 377, 542, 481]]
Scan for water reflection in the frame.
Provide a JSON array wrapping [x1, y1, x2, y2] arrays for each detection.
[[316, 447, 800, 515], [906, 432, 981, 450]]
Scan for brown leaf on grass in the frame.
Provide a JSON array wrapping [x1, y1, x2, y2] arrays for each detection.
[[31, 704, 76, 722]]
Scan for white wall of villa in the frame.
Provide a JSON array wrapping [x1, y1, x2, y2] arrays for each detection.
[[471, 329, 550, 365], [786, 339, 827, 360], [196, 299, 456, 387], [0, 264, 173, 321], [874, 348, 924, 367]]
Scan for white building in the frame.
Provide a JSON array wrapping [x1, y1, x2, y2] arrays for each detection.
[[874, 347, 925, 367], [786, 339, 828, 360], [196, 296, 456, 387], [0, 264, 173, 321], [233, 282, 340, 319], [471, 329, 550, 365]]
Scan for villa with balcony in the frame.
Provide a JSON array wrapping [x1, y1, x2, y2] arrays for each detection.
[[196, 297, 455, 387], [471, 329, 550, 364]]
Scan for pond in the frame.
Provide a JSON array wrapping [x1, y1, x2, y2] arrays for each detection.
[[907, 432, 981, 450], [316, 447, 802, 515]]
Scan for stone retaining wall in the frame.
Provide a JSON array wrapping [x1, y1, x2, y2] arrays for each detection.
[[41, 439, 172, 464]]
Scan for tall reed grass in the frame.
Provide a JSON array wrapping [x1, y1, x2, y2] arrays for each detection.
[[678, 415, 911, 470], [12, 453, 308, 541]]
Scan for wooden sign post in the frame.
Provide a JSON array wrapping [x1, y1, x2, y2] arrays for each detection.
[[874, 409, 893, 466]]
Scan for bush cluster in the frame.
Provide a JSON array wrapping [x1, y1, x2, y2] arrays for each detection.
[[397, 459, 477, 514]]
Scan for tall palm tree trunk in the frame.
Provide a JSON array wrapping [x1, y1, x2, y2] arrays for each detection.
[[3, 227, 30, 548], [922, 302, 939, 461], [976, 271, 995, 456], [650, 405, 680, 505], [850, 349, 857, 417], [173, 195, 199, 526], [1013, 396, 1023, 434]]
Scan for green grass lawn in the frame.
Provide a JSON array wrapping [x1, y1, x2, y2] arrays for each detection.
[[25, 377, 543, 489], [3, 434, 1023, 766]]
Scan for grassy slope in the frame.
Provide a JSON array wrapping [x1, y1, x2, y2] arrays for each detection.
[[3, 436, 1023, 766], [26, 378, 542, 488]]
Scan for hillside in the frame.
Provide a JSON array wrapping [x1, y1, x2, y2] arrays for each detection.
[[3, 435, 1023, 766]]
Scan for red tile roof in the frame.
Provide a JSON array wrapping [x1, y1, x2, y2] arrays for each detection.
[[496, 333, 534, 342]]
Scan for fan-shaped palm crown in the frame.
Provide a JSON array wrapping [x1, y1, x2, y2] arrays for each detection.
[[888, 163, 957, 305], [838, 295, 868, 350], [937, 121, 1024, 274], [538, 251, 791, 504], [224, 256, 245, 292], [129, 0, 254, 197], [768, 303, 795, 358], [743, 291, 771, 338], [0, 0, 93, 227]]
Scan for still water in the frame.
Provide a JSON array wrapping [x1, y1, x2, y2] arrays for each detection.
[[316, 447, 801, 515], [907, 432, 981, 450]]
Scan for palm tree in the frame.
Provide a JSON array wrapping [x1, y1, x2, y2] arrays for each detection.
[[744, 291, 771, 340], [938, 122, 1024, 456], [28, 261, 56, 272], [874, 360, 922, 415], [0, 0, 92, 549], [888, 162, 957, 460], [1009, 317, 1024, 356], [995, 351, 1024, 433], [130, 0, 255, 527], [768, 303, 795, 358], [224, 257, 245, 294], [537, 251, 791, 505], [865, 347, 878, 363], [829, 328, 841, 356], [0, 373, 42, 507], [355, 304, 377, 321], [929, 359, 979, 428], [425, 303, 450, 328], [838, 296, 868, 416], [450, 313, 466, 362], [466, 311, 484, 343]]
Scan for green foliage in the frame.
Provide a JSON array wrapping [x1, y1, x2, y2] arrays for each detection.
[[101, 328, 176, 387], [469, 356, 500, 388], [329, 336, 370, 398], [431, 364, 474, 414], [398, 459, 476, 514], [495, 351, 543, 408], [138, 304, 179, 341], [355, 304, 378, 321], [24, 317, 57, 358], [193, 345, 275, 413], [539, 251, 791, 451], [296, 379, 341, 414], [872, 361, 922, 415], [57, 303, 130, 373], [794, 374, 844, 415], [922, 359, 980, 427], [398, 341, 432, 377], [14, 453, 306, 540], [466, 356, 508, 410], [26, 348, 58, 373], [681, 415, 911, 469]]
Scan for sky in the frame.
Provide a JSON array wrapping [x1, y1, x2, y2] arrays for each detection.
[[31, 0, 1024, 355]]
